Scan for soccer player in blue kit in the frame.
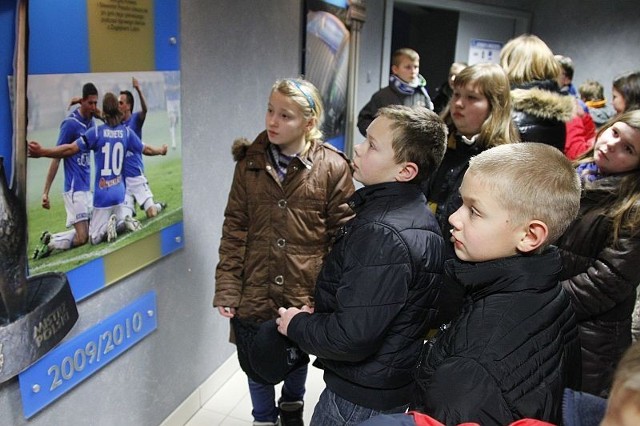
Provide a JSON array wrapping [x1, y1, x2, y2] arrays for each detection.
[[119, 77, 167, 219], [29, 92, 167, 245], [33, 82, 98, 259]]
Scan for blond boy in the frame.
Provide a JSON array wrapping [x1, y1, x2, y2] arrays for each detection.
[[411, 143, 582, 425]]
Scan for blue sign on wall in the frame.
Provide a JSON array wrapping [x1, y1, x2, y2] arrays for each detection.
[[18, 291, 158, 418]]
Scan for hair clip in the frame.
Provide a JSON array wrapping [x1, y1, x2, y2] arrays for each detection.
[[290, 80, 315, 111]]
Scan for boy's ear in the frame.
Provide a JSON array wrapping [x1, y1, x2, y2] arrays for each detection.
[[391, 64, 399, 76], [516, 220, 548, 253], [396, 162, 419, 182]]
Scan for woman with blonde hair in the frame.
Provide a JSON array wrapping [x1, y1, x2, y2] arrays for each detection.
[[500, 34, 575, 151]]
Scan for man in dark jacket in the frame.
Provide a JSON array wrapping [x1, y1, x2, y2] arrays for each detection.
[[277, 105, 447, 425], [412, 143, 582, 425]]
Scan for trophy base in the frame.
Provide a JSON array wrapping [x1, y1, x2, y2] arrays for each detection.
[[0, 272, 78, 383]]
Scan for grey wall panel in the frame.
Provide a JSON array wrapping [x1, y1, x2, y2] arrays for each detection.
[[531, 0, 640, 102]]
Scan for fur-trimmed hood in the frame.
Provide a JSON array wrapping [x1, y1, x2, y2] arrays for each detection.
[[231, 137, 252, 162], [511, 82, 575, 123]]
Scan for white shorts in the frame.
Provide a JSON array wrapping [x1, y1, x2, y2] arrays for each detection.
[[63, 190, 92, 227], [89, 205, 125, 244], [124, 175, 153, 211]]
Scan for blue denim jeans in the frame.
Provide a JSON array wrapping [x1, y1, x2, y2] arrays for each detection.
[[248, 364, 308, 422], [310, 388, 408, 426]]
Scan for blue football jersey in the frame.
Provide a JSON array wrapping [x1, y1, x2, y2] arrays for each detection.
[[77, 124, 143, 208], [122, 112, 145, 178], [57, 109, 93, 192]]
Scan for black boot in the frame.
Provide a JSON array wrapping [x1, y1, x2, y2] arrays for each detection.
[[278, 399, 304, 426]]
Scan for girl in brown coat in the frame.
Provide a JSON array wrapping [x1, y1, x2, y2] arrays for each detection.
[[214, 78, 355, 425]]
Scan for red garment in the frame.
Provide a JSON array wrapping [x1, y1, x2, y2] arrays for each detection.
[[409, 411, 555, 426], [564, 110, 596, 160]]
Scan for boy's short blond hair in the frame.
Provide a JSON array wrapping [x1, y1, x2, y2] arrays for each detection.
[[392, 48, 419, 67], [468, 143, 581, 247], [376, 105, 447, 184]]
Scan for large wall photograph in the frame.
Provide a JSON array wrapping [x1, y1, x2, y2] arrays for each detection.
[[25, 0, 183, 300]]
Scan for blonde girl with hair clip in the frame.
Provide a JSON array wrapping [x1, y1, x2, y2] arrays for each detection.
[[556, 110, 640, 398], [213, 78, 355, 426]]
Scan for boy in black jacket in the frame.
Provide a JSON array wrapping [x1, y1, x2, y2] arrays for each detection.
[[412, 143, 582, 425], [277, 105, 447, 425]]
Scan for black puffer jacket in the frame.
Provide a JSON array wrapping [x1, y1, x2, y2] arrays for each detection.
[[511, 79, 575, 151], [556, 175, 640, 397], [288, 182, 445, 410], [412, 249, 581, 426]]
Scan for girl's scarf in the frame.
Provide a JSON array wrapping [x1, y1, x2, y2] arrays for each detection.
[[576, 161, 603, 183]]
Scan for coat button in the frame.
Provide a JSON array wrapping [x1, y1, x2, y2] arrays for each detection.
[[276, 238, 286, 248], [278, 199, 287, 209], [266, 165, 272, 171], [274, 275, 284, 285]]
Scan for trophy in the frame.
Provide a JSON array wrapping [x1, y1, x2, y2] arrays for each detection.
[[0, 157, 79, 383], [0, 0, 78, 383]]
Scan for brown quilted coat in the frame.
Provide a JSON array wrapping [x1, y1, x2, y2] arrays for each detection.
[[213, 131, 355, 323]]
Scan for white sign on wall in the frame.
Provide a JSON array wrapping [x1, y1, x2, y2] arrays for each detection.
[[468, 39, 503, 65]]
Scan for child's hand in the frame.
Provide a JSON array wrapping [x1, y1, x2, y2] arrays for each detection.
[[217, 306, 236, 318], [277, 305, 312, 336]]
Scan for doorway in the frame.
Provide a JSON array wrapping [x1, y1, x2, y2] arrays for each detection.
[[383, 0, 532, 90]]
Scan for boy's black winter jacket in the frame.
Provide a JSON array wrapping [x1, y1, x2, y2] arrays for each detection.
[[412, 249, 581, 426], [288, 182, 445, 410]]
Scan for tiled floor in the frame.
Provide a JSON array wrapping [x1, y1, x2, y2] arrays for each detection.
[[184, 356, 325, 426]]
